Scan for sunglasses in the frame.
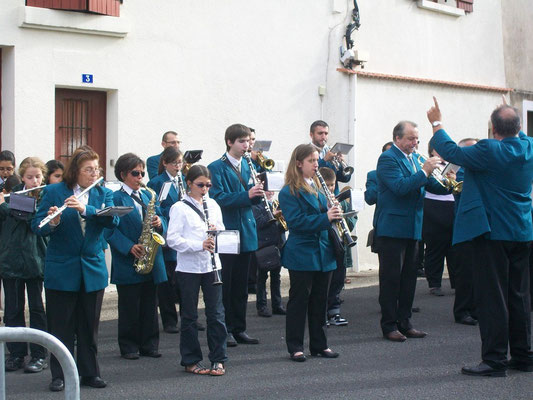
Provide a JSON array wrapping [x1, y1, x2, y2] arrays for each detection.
[[193, 182, 212, 188], [130, 170, 146, 177]]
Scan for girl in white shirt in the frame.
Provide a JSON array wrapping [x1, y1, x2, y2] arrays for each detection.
[[166, 165, 228, 376]]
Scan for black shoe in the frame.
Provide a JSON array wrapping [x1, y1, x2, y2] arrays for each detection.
[[328, 314, 348, 326], [233, 332, 259, 344], [226, 333, 238, 347], [196, 321, 206, 331], [272, 307, 287, 315], [429, 287, 444, 296], [248, 286, 257, 294], [455, 315, 478, 326], [163, 325, 179, 334], [416, 269, 426, 277], [49, 378, 64, 392], [140, 350, 162, 358], [257, 308, 272, 317], [5, 356, 25, 372], [290, 352, 306, 362], [121, 353, 139, 360], [507, 359, 533, 372], [24, 357, 48, 373], [310, 349, 339, 358], [80, 376, 107, 388], [412, 307, 421, 313], [461, 362, 506, 377]]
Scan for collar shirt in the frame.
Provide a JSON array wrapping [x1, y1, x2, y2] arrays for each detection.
[[311, 142, 328, 160], [226, 152, 242, 172], [73, 184, 89, 216], [393, 144, 428, 177], [166, 194, 225, 274], [122, 183, 143, 218]]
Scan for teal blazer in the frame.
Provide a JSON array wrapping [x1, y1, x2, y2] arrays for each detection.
[[375, 145, 449, 240], [146, 153, 161, 180], [104, 188, 167, 285], [430, 129, 533, 244], [364, 170, 378, 206], [32, 182, 119, 292], [208, 155, 260, 253], [278, 185, 336, 272], [318, 157, 352, 195]]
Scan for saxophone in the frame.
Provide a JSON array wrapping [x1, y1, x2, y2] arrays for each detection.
[[134, 183, 166, 274]]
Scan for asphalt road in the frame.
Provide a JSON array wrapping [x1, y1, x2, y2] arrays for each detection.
[[3, 277, 533, 400]]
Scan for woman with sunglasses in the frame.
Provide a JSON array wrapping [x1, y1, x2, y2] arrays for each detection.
[[32, 147, 119, 391], [104, 153, 167, 361], [167, 165, 228, 376], [147, 146, 185, 334]]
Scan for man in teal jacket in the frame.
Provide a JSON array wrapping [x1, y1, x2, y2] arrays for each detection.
[[428, 97, 533, 377]]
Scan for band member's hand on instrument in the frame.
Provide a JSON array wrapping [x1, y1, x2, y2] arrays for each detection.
[[130, 244, 146, 259], [427, 96, 442, 125], [327, 204, 342, 222], [422, 156, 441, 175], [323, 151, 336, 162], [64, 195, 86, 214], [273, 208, 283, 218], [48, 206, 62, 226], [203, 237, 215, 253], [446, 170, 457, 181], [248, 183, 264, 199], [151, 215, 162, 228]]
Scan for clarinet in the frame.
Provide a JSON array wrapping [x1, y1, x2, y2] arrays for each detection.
[[243, 152, 276, 223], [176, 173, 186, 200], [202, 195, 223, 286], [315, 170, 356, 248]]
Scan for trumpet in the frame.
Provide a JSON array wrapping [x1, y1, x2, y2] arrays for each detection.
[[331, 155, 354, 176], [414, 153, 463, 194], [256, 151, 275, 171], [272, 199, 288, 232]]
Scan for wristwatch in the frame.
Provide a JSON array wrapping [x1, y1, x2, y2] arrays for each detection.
[[432, 121, 442, 127]]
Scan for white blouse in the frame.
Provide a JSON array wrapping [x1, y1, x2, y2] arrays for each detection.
[[166, 194, 225, 274]]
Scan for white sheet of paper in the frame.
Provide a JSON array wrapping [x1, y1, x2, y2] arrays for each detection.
[[350, 188, 365, 212], [215, 230, 240, 254], [104, 181, 122, 192], [158, 181, 172, 202], [265, 172, 285, 191], [442, 162, 460, 175]]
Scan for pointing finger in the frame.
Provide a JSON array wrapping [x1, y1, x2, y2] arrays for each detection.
[[433, 96, 439, 109]]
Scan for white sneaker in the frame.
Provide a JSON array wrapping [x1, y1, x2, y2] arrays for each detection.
[[328, 314, 348, 326]]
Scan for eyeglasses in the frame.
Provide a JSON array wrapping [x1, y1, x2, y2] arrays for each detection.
[[81, 167, 99, 175], [169, 161, 183, 167], [165, 140, 181, 146], [0, 167, 14, 172], [193, 182, 212, 188], [130, 170, 146, 177]]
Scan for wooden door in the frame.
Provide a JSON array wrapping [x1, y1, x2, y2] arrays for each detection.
[[55, 89, 106, 173]]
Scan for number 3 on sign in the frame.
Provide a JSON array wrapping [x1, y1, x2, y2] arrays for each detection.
[[82, 74, 93, 84]]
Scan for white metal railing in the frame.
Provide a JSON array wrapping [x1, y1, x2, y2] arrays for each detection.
[[0, 327, 79, 400]]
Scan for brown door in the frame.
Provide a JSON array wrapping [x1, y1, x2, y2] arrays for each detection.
[[55, 89, 106, 173]]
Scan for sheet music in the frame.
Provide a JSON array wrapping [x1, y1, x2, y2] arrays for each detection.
[[215, 230, 240, 254], [350, 188, 365, 212], [442, 162, 460, 175], [265, 172, 285, 191], [158, 181, 172, 202]]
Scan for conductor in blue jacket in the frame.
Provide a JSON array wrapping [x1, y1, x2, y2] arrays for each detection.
[[427, 97, 533, 377], [32, 147, 119, 392], [279, 144, 341, 362], [104, 153, 167, 360], [208, 124, 263, 347], [375, 121, 450, 342]]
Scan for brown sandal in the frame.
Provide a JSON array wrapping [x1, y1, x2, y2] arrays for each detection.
[[185, 363, 210, 375], [210, 362, 225, 376]]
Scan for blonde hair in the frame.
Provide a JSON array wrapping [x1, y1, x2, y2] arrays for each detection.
[[18, 157, 47, 179], [285, 144, 319, 196]]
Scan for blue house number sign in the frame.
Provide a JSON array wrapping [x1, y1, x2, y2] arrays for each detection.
[[82, 74, 94, 84]]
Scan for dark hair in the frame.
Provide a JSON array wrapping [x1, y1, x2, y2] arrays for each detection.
[[63, 147, 99, 189], [158, 147, 183, 175], [114, 153, 145, 182], [458, 138, 479, 147], [310, 120, 328, 133], [45, 160, 65, 184], [318, 167, 336, 182], [162, 130, 178, 142], [3, 175, 21, 193], [392, 121, 417, 141], [491, 106, 521, 137], [248, 127, 255, 133], [224, 124, 251, 151], [185, 164, 210, 185], [382, 141, 393, 153], [0, 150, 15, 166]]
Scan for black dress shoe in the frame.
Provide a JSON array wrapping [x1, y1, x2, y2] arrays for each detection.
[[140, 350, 162, 358], [24, 357, 48, 373], [163, 325, 179, 334], [455, 315, 478, 326], [461, 362, 506, 377], [226, 333, 238, 347], [81, 376, 107, 388], [272, 307, 287, 315], [5, 356, 25, 371], [257, 308, 272, 317], [507, 359, 533, 372], [233, 332, 259, 344], [122, 353, 139, 360], [49, 378, 64, 392], [384, 330, 407, 342], [310, 349, 339, 358], [290, 352, 306, 362], [400, 328, 427, 338], [196, 321, 206, 331]]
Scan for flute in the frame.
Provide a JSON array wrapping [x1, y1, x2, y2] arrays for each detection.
[[201, 195, 223, 286], [4, 185, 46, 198], [38, 177, 104, 229]]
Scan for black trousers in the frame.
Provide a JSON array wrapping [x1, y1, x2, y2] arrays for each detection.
[[256, 266, 282, 311], [45, 287, 104, 379], [530, 246, 533, 308], [157, 260, 179, 329], [327, 253, 346, 317], [219, 252, 251, 334], [117, 281, 159, 355], [453, 241, 476, 320], [248, 254, 258, 289], [3, 278, 47, 358], [471, 236, 533, 369], [286, 269, 332, 355], [377, 237, 418, 335], [176, 271, 227, 366]]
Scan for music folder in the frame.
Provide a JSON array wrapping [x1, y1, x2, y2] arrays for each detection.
[[253, 140, 272, 152], [264, 171, 284, 192], [211, 230, 240, 254], [330, 142, 354, 155], [96, 206, 134, 217]]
